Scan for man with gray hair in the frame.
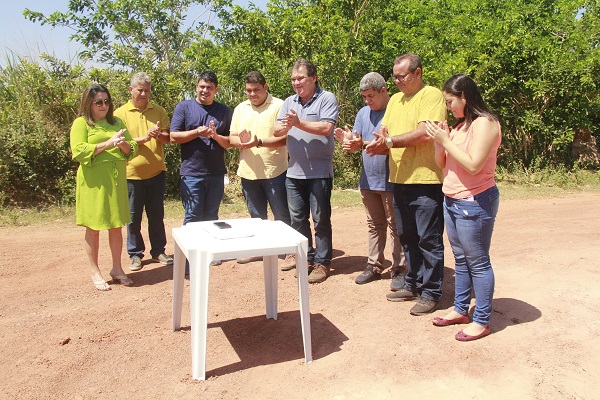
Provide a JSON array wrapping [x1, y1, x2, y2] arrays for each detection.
[[334, 72, 406, 286], [115, 72, 172, 271]]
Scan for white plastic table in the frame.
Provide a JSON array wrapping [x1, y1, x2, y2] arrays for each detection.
[[171, 218, 312, 380]]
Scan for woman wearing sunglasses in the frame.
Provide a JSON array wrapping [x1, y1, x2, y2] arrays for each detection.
[[425, 74, 501, 341], [70, 83, 138, 291]]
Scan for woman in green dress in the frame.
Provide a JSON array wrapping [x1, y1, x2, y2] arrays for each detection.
[[70, 84, 138, 291]]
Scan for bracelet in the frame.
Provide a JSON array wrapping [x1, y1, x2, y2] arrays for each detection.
[[257, 138, 263, 148]]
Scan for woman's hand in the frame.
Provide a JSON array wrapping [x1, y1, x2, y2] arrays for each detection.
[[112, 129, 131, 153], [425, 120, 449, 144]]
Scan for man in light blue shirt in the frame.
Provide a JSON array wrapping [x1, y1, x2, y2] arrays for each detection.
[[335, 72, 406, 287], [275, 59, 339, 283]]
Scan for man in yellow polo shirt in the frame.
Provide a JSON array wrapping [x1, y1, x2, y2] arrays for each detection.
[[229, 71, 295, 270], [115, 72, 172, 271], [366, 53, 446, 315]]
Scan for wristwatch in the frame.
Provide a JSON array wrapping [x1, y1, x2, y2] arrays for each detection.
[[385, 137, 393, 149], [257, 138, 263, 148]]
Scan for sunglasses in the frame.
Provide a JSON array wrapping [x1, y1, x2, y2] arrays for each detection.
[[93, 98, 111, 106]]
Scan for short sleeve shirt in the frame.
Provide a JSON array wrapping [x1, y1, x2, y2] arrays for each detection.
[[171, 99, 232, 177], [278, 87, 339, 179], [382, 85, 446, 184], [354, 106, 393, 191], [231, 94, 287, 180], [114, 100, 170, 180]]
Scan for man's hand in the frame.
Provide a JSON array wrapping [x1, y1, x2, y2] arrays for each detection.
[[334, 125, 353, 143], [196, 125, 211, 138], [144, 120, 161, 142], [236, 129, 259, 149], [238, 129, 252, 144], [281, 109, 300, 130], [207, 120, 217, 139], [365, 128, 389, 156], [343, 132, 363, 152]]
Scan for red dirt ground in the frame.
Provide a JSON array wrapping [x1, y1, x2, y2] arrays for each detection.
[[1, 192, 599, 399]]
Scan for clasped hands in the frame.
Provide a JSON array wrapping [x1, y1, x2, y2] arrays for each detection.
[[279, 109, 300, 132], [196, 120, 218, 139], [236, 129, 259, 149], [144, 121, 162, 142], [333, 125, 363, 152], [111, 129, 128, 149], [424, 120, 450, 143]]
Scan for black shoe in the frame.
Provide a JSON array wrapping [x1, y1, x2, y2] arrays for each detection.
[[389, 268, 406, 291], [354, 265, 382, 285]]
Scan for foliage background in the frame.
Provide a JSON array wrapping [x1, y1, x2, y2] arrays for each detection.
[[1, 0, 598, 206]]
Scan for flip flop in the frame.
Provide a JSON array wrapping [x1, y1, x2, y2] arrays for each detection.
[[109, 273, 134, 286], [92, 278, 111, 291]]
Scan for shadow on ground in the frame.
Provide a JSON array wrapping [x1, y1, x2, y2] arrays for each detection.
[[206, 312, 347, 378]]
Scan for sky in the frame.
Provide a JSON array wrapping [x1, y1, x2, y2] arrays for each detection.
[[0, 0, 267, 66]]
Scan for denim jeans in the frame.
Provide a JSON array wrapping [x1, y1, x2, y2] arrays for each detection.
[[241, 172, 290, 225], [286, 177, 332, 265], [445, 185, 499, 326], [180, 175, 224, 224], [393, 184, 444, 301], [127, 171, 167, 259]]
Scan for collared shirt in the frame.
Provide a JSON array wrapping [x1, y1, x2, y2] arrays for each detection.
[[231, 94, 287, 180], [114, 100, 170, 180], [382, 85, 446, 184], [278, 87, 339, 179]]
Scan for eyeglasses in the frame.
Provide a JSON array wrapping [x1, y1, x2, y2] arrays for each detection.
[[93, 98, 111, 106], [391, 70, 415, 81]]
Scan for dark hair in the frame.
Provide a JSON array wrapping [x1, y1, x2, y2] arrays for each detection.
[[292, 58, 319, 86], [79, 83, 115, 126], [443, 74, 498, 129], [197, 71, 219, 87], [245, 71, 267, 85], [393, 53, 422, 71]]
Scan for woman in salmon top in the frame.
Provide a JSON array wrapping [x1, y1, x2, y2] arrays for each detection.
[[425, 74, 501, 341]]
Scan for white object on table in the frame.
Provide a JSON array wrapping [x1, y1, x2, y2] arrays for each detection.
[[172, 218, 312, 380]]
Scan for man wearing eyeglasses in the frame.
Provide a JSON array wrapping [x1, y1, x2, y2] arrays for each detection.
[[170, 71, 233, 238], [366, 53, 446, 315], [275, 59, 339, 284], [114, 72, 172, 272], [228, 71, 295, 269]]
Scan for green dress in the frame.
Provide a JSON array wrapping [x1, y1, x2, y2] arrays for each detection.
[[70, 117, 138, 230]]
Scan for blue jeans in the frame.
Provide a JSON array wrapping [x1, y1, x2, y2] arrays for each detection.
[[393, 184, 444, 301], [286, 177, 332, 265], [180, 175, 224, 224], [445, 185, 499, 326], [127, 171, 167, 259], [241, 172, 290, 225]]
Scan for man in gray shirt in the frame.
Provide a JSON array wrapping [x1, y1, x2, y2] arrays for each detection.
[[275, 59, 339, 283]]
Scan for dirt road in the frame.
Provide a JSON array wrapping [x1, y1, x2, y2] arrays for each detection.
[[1, 192, 599, 399]]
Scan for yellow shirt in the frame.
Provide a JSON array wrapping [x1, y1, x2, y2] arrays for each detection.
[[382, 86, 446, 184], [114, 101, 170, 180], [231, 94, 287, 180]]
